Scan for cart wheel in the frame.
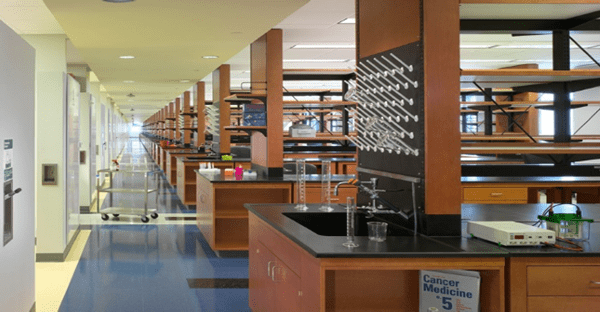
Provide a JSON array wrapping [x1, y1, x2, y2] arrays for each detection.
[[101, 214, 109, 221], [141, 216, 150, 223], [151, 213, 159, 219], [113, 214, 120, 217]]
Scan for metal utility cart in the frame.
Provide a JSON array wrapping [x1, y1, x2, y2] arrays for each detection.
[[97, 168, 160, 223]]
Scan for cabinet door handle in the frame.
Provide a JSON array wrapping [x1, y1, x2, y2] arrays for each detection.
[[490, 193, 504, 196], [272, 266, 283, 283], [267, 261, 275, 277], [590, 281, 600, 285]]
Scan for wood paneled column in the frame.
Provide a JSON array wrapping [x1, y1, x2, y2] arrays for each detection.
[[195, 82, 206, 148], [250, 29, 284, 177], [213, 64, 231, 154], [357, 0, 460, 235], [183, 91, 192, 146], [175, 97, 181, 142]]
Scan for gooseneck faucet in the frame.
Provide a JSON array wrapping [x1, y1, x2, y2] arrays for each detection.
[[336, 178, 414, 220]]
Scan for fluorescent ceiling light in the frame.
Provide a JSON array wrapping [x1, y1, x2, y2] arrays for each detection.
[[123, 80, 135, 83], [202, 55, 219, 59], [496, 44, 594, 49], [338, 17, 355, 24], [103, 0, 134, 3], [180, 80, 190, 83], [460, 45, 497, 49], [284, 59, 350, 63], [119, 55, 135, 59], [292, 44, 355, 49], [461, 59, 513, 63]]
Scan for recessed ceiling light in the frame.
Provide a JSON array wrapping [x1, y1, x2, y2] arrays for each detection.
[[338, 17, 355, 24], [292, 44, 355, 49], [283, 59, 350, 63], [180, 80, 190, 83], [202, 55, 219, 59], [460, 45, 497, 49], [103, 0, 135, 3], [123, 80, 135, 83], [119, 55, 135, 59], [128, 99, 134, 102]]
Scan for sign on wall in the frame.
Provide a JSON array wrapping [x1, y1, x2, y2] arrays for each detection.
[[3, 139, 14, 246]]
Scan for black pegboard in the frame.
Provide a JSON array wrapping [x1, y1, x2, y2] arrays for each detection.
[[355, 41, 425, 213], [356, 42, 423, 178]]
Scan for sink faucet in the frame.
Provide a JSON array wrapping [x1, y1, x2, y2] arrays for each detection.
[[333, 179, 355, 196]]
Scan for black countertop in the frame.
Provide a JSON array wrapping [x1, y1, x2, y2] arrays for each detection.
[[180, 156, 251, 163], [245, 203, 600, 258], [283, 157, 356, 162], [197, 172, 356, 183], [461, 203, 600, 257], [462, 176, 600, 183], [166, 150, 205, 155]]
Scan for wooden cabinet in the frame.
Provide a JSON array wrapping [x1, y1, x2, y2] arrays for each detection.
[[197, 178, 292, 251], [176, 159, 251, 206], [295, 183, 357, 204], [165, 151, 200, 186], [508, 257, 600, 312], [249, 241, 301, 312], [249, 213, 505, 311], [462, 187, 528, 204]]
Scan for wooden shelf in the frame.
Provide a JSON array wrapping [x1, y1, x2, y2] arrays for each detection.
[[460, 69, 600, 88], [283, 100, 357, 109], [461, 145, 600, 154], [461, 101, 600, 106], [224, 126, 267, 136], [283, 136, 350, 141], [226, 93, 267, 103]]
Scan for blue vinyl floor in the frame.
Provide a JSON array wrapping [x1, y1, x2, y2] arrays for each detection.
[[60, 140, 250, 311]]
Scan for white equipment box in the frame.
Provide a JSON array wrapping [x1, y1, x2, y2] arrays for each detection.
[[467, 221, 555, 246], [289, 124, 316, 138]]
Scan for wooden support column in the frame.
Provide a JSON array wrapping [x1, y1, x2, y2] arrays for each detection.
[[183, 91, 191, 146], [213, 64, 231, 154], [195, 82, 206, 148], [169, 102, 175, 140], [250, 29, 284, 177], [357, 0, 460, 236], [175, 97, 181, 142], [160, 107, 165, 138]]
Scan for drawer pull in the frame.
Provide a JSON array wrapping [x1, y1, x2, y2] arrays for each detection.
[[490, 193, 504, 196], [590, 281, 600, 285]]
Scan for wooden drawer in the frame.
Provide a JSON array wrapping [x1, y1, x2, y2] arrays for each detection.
[[528, 297, 600, 312], [463, 187, 527, 203], [528, 266, 600, 296]]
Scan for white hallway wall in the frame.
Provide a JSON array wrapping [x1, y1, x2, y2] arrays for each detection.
[[0, 20, 36, 312], [21, 34, 70, 257]]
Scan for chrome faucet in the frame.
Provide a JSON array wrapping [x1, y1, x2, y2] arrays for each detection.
[[333, 179, 354, 196]]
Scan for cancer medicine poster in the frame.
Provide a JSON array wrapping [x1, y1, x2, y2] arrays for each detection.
[[419, 270, 480, 312]]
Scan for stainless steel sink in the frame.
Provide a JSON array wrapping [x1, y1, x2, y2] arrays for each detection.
[[283, 212, 414, 236]]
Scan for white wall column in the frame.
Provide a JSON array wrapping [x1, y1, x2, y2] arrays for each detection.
[[21, 34, 73, 261]]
